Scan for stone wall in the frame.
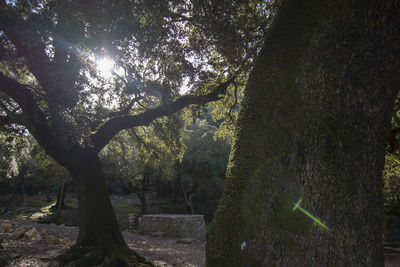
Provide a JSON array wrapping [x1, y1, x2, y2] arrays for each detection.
[[138, 214, 205, 241]]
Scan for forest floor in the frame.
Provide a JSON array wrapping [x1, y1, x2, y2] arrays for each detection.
[[0, 193, 204, 266], [0, 194, 400, 266], [0, 218, 204, 267]]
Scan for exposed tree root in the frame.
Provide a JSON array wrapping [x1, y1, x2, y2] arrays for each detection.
[[56, 244, 155, 267]]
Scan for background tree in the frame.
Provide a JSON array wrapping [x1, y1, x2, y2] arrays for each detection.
[[382, 99, 400, 236], [101, 115, 184, 215], [207, 0, 400, 266], [0, 132, 32, 205], [30, 142, 72, 218], [177, 115, 230, 215], [0, 132, 70, 213], [383, 154, 400, 227], [0, 1, 269, 265]]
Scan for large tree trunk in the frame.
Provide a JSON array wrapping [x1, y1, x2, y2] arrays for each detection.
[[57, 149, 153, 266], [207, 1, 400, 266]]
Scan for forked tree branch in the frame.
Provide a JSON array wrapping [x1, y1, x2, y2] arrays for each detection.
[[91, 75, 236, 152], [0, 71, 76, 168], [0, 72, 38, 116]]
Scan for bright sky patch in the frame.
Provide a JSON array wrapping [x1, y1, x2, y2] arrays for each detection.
[[96, 57, 114, 79]]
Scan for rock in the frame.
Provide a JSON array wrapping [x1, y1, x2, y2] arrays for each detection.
[[151, 232, 165, 238], [33, 236, 43, 242], [384, 246, 400, 254], [176, 238, 196, 244], [9, 253, 21, 260], [139, 214, 206, 241], [41, 230, 48, 239], [0, 221, 14, 232], [59, 237, 71, 247], [44, 235, 58, 245], [23, 227, 40, 241], [11, 227, 28, 239], [4, 233, 11, 239]]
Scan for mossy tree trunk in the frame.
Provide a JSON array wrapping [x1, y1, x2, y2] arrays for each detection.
[[207, 0, 400, 266], [57, 148, 153, 266]]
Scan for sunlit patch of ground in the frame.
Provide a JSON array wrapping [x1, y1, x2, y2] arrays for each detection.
[[40, 201, 57, 213], [0, 218, 205, 267]]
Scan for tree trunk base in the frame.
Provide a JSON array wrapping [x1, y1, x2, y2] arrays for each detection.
[[56, 244, 154, 267]]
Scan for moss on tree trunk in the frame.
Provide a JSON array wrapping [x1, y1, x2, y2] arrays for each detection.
[[207, 0, 400, 266]]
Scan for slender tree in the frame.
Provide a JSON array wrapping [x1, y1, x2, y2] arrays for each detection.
[[207, 0, 400, 266]]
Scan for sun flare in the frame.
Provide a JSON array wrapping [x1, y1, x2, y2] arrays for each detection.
[[96, 57, 114, 78]]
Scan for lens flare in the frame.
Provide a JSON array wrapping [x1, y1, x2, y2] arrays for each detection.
[[292, 199, 330, 231]]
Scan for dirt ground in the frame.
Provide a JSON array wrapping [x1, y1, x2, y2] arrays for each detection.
[[0, 218, 205, 267], [0, 194, 399, 266]]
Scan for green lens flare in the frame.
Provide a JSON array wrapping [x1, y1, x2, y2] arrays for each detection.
[[292, 199, 330, 231]]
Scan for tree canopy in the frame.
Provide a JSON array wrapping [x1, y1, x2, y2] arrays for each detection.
[[0, 1, 273, 265], [0, 0, 271, 159]]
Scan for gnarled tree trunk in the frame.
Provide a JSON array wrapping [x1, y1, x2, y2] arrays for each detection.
[[207, 0, 400, 266], [57, 148, 153, 266]]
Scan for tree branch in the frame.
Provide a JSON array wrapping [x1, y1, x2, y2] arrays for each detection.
[[91, 75, 236, 152], [0, 71, 76, 168], [0, 114, 24, 127], [107, 96, 142, 118], [0, 115, 11, 126], [0, 9, 50, 86], [0, 72, 37, 115]]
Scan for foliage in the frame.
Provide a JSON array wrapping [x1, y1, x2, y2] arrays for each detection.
[[383, 153, 400, 216], [383, 92, 400, 216], [0, 1, 274, 264], [0, 0, 271, 139], [0, 131, 31, 180], [101, 115, 184, 188], [0, 131, 69, 193], [179, 116, 231, 205], [29, 141, 71, 188]]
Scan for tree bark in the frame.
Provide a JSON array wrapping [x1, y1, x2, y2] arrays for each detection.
[[207, 0, 400, 266], [137, 193, 148, 215], [55, 182, 69, 220], [173, 173, 181, 203], [19, 176, 26, 204], [181, 180, 198, 214], [45, 185, 52, 203], [133, 165, 150, 215], [57, 149, 153, 266]]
